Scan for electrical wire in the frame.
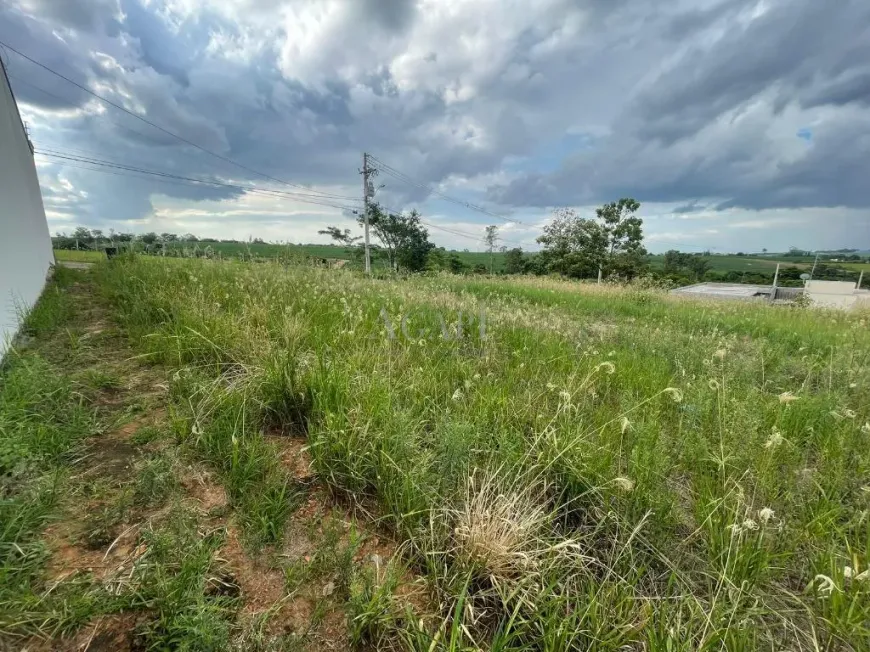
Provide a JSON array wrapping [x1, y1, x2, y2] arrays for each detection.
[[0, 39, 358, 201], [368, 154, 538, 228], [36, 146, 363, 206], [35, 151, 359, 212]]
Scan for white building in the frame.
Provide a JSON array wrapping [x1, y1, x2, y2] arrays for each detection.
[[0, 57, 54, 358], [805, 280, 870, 310]]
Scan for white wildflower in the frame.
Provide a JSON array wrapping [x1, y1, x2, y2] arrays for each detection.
[[778, 391, 800, 403], [558, 390, 572, 403], [855, 569, 870, 582], [708, 379, 720, 391], [612, 477, 634, 492], [758, 507, 775, 523], [712, 349, 727, 360], [844, 566, 854, 579], [843, 409, 857, 419], [473, 373, 481, 381], [742, 518, 759, 531], [452, 388, 463, 401], [765, 427, 785, 449], [620, 416, 631, 434], [862, 423, 870, 435], [546, 382, 556, 391], [849, 383, 857, 389], [464, 380, 472, 390], [663, 387, 683, 403], [812, 574, 837, 595]]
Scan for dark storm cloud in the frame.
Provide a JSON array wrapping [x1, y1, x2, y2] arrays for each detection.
[[0, 6, 95, 109], [489, 0, 870, 214], [628, 0, 870, 144], [355, 0, 418, 33], [5, 0, 869, 248]]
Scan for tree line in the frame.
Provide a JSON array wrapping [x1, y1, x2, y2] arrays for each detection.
[[55, 202, 864, 286]]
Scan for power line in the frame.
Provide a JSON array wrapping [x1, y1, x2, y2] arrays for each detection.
[[0, 39, 356, 202], [367, 154, 538, 228], [37, 146, 362, 206], [35, 151, 359, 211], [373, 202, 539, 249]]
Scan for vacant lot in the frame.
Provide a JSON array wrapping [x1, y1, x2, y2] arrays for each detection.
[[3, 258, 869, 650]]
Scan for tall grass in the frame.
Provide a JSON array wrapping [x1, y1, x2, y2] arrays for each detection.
[[52, 249, 106, 263], [95, 256, 870, 649]]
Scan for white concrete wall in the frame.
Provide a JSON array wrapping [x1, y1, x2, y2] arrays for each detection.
[[0, 60, 54, 357], [806, 281, 862, 310]]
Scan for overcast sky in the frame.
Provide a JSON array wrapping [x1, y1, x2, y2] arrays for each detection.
[[2, 0, 869, 253]]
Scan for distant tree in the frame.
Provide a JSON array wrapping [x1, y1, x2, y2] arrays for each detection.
[[425, 247, 448, 272], [663, 250, 689, 273], [182, 233, 198, 242], [484, 225, 499, 274], [688, 256, 711, 280], [663, 249, 711, 280], [139, 232, 159, 245], [537, 207, 606, 278], [538, 199, 647, 280], [447, 253, 467, 274], [597, 198, 647, 278], [762, 248, 768, 254], [361, 204, 433, 273], [318, 226, 361, 247], [161, 233, 178, 242], [504, 247, 525, 274]]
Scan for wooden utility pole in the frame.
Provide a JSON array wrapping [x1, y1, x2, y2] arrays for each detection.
[[362, 153, 371, 274]]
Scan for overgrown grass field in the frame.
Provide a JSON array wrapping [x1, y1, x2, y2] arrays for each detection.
[[53, 249, 107, 262], [78, 255, 868, 650]]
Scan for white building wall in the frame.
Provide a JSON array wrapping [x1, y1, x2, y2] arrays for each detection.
[[0, 59, 54, 357]]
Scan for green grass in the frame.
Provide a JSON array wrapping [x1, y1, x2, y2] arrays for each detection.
[[89, 256, 870, 650], [53, 249, 106, 263]]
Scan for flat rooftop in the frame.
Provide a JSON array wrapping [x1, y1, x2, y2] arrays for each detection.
[[670, 282, 772, 299]]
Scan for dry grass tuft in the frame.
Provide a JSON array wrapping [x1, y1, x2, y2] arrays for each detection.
[[452, 469, 551, 580]]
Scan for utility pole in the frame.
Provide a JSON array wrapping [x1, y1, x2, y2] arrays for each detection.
[[770, 263, 780, 302], [362, 153, 372, 274]]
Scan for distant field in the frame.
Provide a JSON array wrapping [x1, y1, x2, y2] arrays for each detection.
[[160, 241, 510, 271], [647, 254, 810, 273], [53, 249, 106, 262]]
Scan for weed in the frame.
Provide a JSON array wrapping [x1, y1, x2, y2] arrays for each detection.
[[82, 256, 870, 649]]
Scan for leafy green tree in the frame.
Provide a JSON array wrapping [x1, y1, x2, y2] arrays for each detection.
[[538, 199, 647, 280], [537, 207, 606, 279], [663, 249, 711, 280], [139, 232, 159, 245], [360, 204, 433, 273], [504, 247, 525, 274], [688, 256, 711, 280], [596, 198, 647, 279]]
